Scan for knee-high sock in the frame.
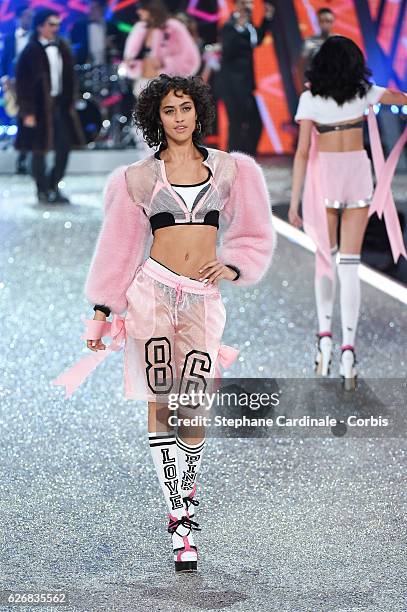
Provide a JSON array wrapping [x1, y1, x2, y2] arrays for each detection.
[[315, 245, 338, 333], [148, 431, 184, 519], [337, 253, 361, 347], [176, 436, 205, 498]]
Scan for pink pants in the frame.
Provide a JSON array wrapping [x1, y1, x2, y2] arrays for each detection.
[[318, 150, 373, 209], [124, 257, 227, 402]]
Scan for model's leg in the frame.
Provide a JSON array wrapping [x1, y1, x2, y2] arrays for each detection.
[[314, 208, 338, 375], [173, 294, 210, 518], [176, 425, 205, 519], [315, 209, 339, 334], [148, 400, 199, 572], [148, 401, 184, 518], [338, 207, 369, 387]]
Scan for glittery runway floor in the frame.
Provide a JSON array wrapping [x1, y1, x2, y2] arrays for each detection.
[[0, 169, 406, 612]]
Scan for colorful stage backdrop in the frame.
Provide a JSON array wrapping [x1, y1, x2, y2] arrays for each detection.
[[1, 0, 406, 153]]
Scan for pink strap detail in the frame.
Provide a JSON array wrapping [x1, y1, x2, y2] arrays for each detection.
[[302, 112, 407, 279], [51, 314, 126, 398], [302, 127, 333, 281], [214, 344, 240, 379], [341, 344, 354, 352], [367, 106, 407, 264], [177, 535, 195, 561], [168, 513, 179, 526], [318, 331, 332, 338]]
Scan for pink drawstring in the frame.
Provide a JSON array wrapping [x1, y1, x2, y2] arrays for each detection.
[[174, 283, 183, 327]]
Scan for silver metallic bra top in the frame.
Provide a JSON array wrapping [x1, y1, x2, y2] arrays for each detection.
[[150, 153, 218, 233]]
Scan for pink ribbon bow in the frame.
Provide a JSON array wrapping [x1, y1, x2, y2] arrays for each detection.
[[302, 127, 333, 281], [51, 314, 126, 398], [214, 344, 240, 379], [367, 106, 407, 264]]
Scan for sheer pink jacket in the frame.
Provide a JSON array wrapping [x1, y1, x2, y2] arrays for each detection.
[[84, 148, 276, 314], [123, 19, 201, 79]]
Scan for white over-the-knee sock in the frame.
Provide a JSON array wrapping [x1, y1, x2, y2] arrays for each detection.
[[314, 245, 338, 333], [148, 431, 184, 518], [176, 436, 205, 498], [337, 253, 361, 347]]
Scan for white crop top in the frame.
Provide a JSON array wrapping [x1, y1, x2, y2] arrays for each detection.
[[295, 85, 386, 124], [171, 176, 212, 212]]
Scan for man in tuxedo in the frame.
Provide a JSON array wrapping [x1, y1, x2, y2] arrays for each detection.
[[70, 0, 124, 65], [15, 9, 80, 204], [0, 3, 33, 174], [298, 7, 335, 87], [220, 0, 274, 156]]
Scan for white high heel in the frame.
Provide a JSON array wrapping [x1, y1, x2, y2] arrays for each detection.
[[340, 346, 357, 391], [315, 333, 333, 376]]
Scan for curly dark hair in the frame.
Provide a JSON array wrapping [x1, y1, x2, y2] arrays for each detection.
[[133, 74, 216, 150], [306, 36, 373, 105]]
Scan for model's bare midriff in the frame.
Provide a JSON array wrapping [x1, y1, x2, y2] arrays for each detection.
[[317, 116, 364, 152], [150, 225, 218, 279]]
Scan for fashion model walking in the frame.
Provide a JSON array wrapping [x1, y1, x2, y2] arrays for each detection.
[[54, 74, 275, 571], [289, 36, 407, 389]]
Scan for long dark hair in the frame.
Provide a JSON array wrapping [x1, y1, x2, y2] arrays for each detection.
[[306, 36, 373, 105], [133, 74, 215, 150], [139, 0, 169, 28]]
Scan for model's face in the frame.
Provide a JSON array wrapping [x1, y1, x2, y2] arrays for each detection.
[[237, 0, 253, 17], [159, 90, 197, 144], [19, 8, 33, 31], [318, 12, 334, 36], [38, 15, 61, 41], [137, 8, 151, 22]]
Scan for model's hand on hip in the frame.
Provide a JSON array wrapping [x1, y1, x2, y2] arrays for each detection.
[[199, 260, 238, 284], [86, 311, 107, 351], [23, 115, 37, 128]]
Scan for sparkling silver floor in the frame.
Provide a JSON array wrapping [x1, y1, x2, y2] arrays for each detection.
[[0, 170, 406, 612]]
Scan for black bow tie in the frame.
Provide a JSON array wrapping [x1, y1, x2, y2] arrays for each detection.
[[44, 41, 58, 48]]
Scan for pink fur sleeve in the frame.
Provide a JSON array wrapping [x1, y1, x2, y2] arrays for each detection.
[[162, 19, 201, 76], [123, 21, 147, 79], [84, 166, 150, 314], [217, 153, 276, 286]]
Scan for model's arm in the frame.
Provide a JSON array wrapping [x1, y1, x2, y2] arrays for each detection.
[[216, 153, 275, 286], [289, 119, 313, 228], [256, 4, 274, 46], [123, 21, 147, 61], [84, 166, 150, 317], [378, 89, 407, 106]]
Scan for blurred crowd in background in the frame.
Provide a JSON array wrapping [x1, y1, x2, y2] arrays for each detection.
[[0, 1, 337, 183]]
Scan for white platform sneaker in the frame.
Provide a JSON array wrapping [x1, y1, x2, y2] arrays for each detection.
[[314, 332, 333, 376], [168, 513, 201, 573], [340, 345, 357, 391]]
